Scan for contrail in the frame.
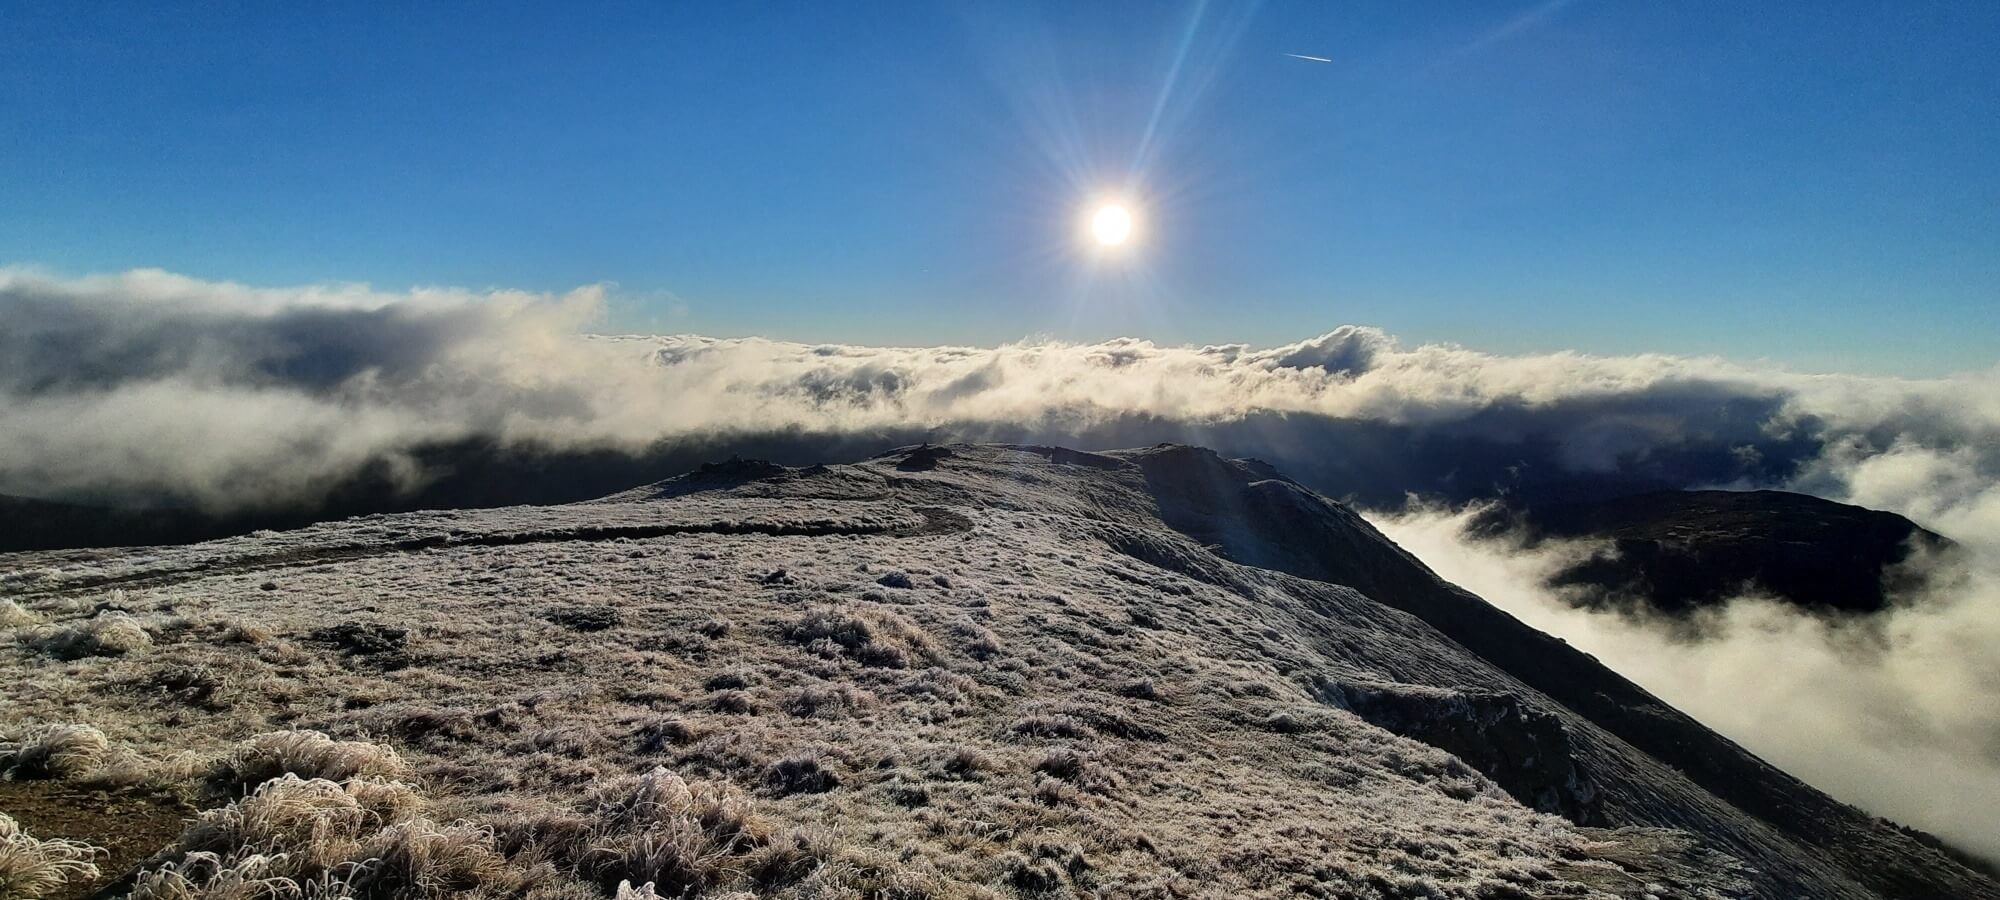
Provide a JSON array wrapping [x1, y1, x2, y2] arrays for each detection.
[[1284, 53, 1333, 63]]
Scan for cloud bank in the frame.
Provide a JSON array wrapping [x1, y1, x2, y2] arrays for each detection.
[[6, 267, 1998, 536], [1368, 503, 2000, 864]]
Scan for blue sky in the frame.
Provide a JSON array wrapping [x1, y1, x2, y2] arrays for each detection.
[[4, 1, 1996, 374]]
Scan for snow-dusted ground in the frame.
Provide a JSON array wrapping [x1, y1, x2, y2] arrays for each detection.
[[2, 445, 1991, 899]]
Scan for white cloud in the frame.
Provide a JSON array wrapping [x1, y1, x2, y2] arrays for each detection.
[[3, 267, 1998, 544], [1368, 504, 2000, 863]]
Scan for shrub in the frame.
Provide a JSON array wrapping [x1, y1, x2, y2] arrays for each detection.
[[0, 812, 103, 900], [204, 730, 407, 801], [0, 724, 110, 780]]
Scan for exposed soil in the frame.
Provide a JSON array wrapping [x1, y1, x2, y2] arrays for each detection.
[[0, 780, 192, 899]]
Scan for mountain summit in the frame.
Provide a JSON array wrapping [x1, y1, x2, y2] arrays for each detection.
[[1, 444, 1990, 899]]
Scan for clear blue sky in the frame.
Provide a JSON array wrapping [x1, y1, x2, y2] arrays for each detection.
[[4, 1, 1996, 374]]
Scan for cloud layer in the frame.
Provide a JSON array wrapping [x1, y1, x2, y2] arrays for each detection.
[[5, 267, 1998, 536], [1368, 504, 2000, 863]]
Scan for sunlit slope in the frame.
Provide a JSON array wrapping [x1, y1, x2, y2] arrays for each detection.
[[2, 444, 1990, 899]]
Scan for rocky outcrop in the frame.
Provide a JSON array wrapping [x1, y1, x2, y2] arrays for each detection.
[[1314, 677, 1604, 825]]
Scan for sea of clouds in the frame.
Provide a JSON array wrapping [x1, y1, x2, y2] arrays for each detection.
[[6, 267, 1997, 525], [5, 266, 1999, 858]]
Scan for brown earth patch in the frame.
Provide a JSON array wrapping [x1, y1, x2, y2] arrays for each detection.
[[0, 780, 191, 900]]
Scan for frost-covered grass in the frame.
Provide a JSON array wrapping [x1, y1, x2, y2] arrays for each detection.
[[782, 605, 938, 669], [0, 813, 102, 900], [203, 729, 408, 801], [0, 445, 1788, 898], [26, 612, 152, 659], [0, 600, 35, 630], [131, 773, 522, 900], [0, 724, 110, 780]]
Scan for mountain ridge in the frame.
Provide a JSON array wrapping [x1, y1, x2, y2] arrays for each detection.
[[1, 443, 1990, 899]]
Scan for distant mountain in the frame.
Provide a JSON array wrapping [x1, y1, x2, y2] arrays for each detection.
[[0, 434, 920, 553], [1479, 489, 1953, 615], [0, 402, 1828, 555], [0, 493, 255, 552], [2, 444, 1990, 898]]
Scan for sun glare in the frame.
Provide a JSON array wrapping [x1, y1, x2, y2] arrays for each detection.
[[1090, 203, 1134, 247]]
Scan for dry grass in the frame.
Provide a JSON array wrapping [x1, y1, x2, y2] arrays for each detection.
[[343, 820, 516, 897], [0, 599, 37, 630], [203, 730, 408, 801], [614, 880, 666, 899], [167, 775, 415, 871], [0, 724, 110, 780], [782, 605, 937, 670], [479, 765, 963, 898], [27, 612, 152, 659], [0, 812, 103, 900], [134, 772, 525, 900], [125, 853, 301, 900], [483, 766, 777, 898], [1030, 748, 1117, 794]]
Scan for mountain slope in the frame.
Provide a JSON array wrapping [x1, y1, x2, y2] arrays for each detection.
[[1, 444, 1989, 899], [1476, 490, 1953, 615]]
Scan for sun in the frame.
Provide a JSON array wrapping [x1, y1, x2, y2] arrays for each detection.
[[1090, 203, 1135, 247]]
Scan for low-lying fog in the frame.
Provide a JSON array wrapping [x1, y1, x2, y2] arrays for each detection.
[[1370, 504, 2000, 863]]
